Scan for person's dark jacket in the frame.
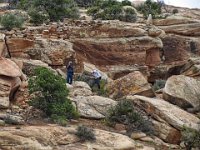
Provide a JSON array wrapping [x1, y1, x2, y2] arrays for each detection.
[[67, 65, 74, 75]]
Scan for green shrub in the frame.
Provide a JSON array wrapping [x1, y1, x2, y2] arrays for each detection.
[[0, 13, 24, 30], [28, 8, 50, 25], [28, 67, 79, 123], [136, 0, 162, 19], [75, 125, 96, 141], [121, 0, 132, 6], [106, 100, 154, 135], [18, 0, 79, 22], [87, 0, 137, 22], [172, 8, 178, 14], [75, 0, 97, 7], [181, 126, 200, 150], [152, 79, 166, 91]]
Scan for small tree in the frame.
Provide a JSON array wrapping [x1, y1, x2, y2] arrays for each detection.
[[0, 13, 24, 30], [28, 67, 78, 123], [18, 0, 79, 22], [136, 0, 162, 19], [87, 0, 137, 22], [172, 8, 178, 14]]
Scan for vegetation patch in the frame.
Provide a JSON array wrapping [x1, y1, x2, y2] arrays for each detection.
[[28, 67, 79, 124], [181, 126, 200, 150], [87, 0, 137, 22], [152, 79, 166, 91], [136, 0, 162, 19], [105, 100, 154, 135], [18, 0, 79, 24], [75, 125, 96, 141], [0, 13, 24, 30]]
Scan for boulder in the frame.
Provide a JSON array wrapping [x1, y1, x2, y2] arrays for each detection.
[[71, 96, 117, 119], [0, 57, 21, 77], [69, 81, 93, 97], [108, 71, 155, 99], [163, 75, 200, 109], [127, 95, 200, 130], [180, 58, 200, 77], [0, 75, 21, 108], [0, 125, 136, 150]]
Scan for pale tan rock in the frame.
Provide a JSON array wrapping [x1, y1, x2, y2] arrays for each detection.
[[163, 75, 200, 109], [0, 57, 21, 77], [108, 71, 155, 99], [127, 95, 200, 130], [71, 95, 117, 119], [131, 132, 146, 140], [0, 125, 136, 150]]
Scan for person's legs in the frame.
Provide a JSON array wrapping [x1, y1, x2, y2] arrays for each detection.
[[96, 78, 100, 89], [67, 73, 73, 84], [69, 75, 73, 84]]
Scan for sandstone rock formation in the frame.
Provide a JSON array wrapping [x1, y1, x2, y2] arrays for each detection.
[[108, 71, 155, 99], [163, 75, 200, 109], [0, 57, 22, 108], [71, 95, 117, 119], [127, 95, 200, 130], [127, 95, 200, 143], [0, 125, 136, 150]]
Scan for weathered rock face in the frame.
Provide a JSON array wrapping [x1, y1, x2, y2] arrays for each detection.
[[0, 34, 6, 56], [160, 23, 200, 36], [163, 75, 200, 109], [0, 125, 136, 150], [161, 35, 190, 64], [127, 95, 200, 130], [0, 57, 22, 107], [7, 38, 76, 66], [7, 38, 34, 58], [180, 58, 200, 77], [73, 36, 163, 67], [153, 16, 199, 26], [108, 71, 155, 99], [71, 95, 117, 119]]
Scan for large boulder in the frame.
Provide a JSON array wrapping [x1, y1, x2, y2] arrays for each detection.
[[163, 75, 200, 109], [127, 95, 200, 130], [0, 57, 21, 77], [71, 95, 117, 119], [0, 125, 136, 150], [69, 81, 93, 97], [108, 71, 155, 99]]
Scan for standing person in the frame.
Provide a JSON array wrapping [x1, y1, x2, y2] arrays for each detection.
[[91, 69, 101, 89], [66, 61, 74, 84]]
